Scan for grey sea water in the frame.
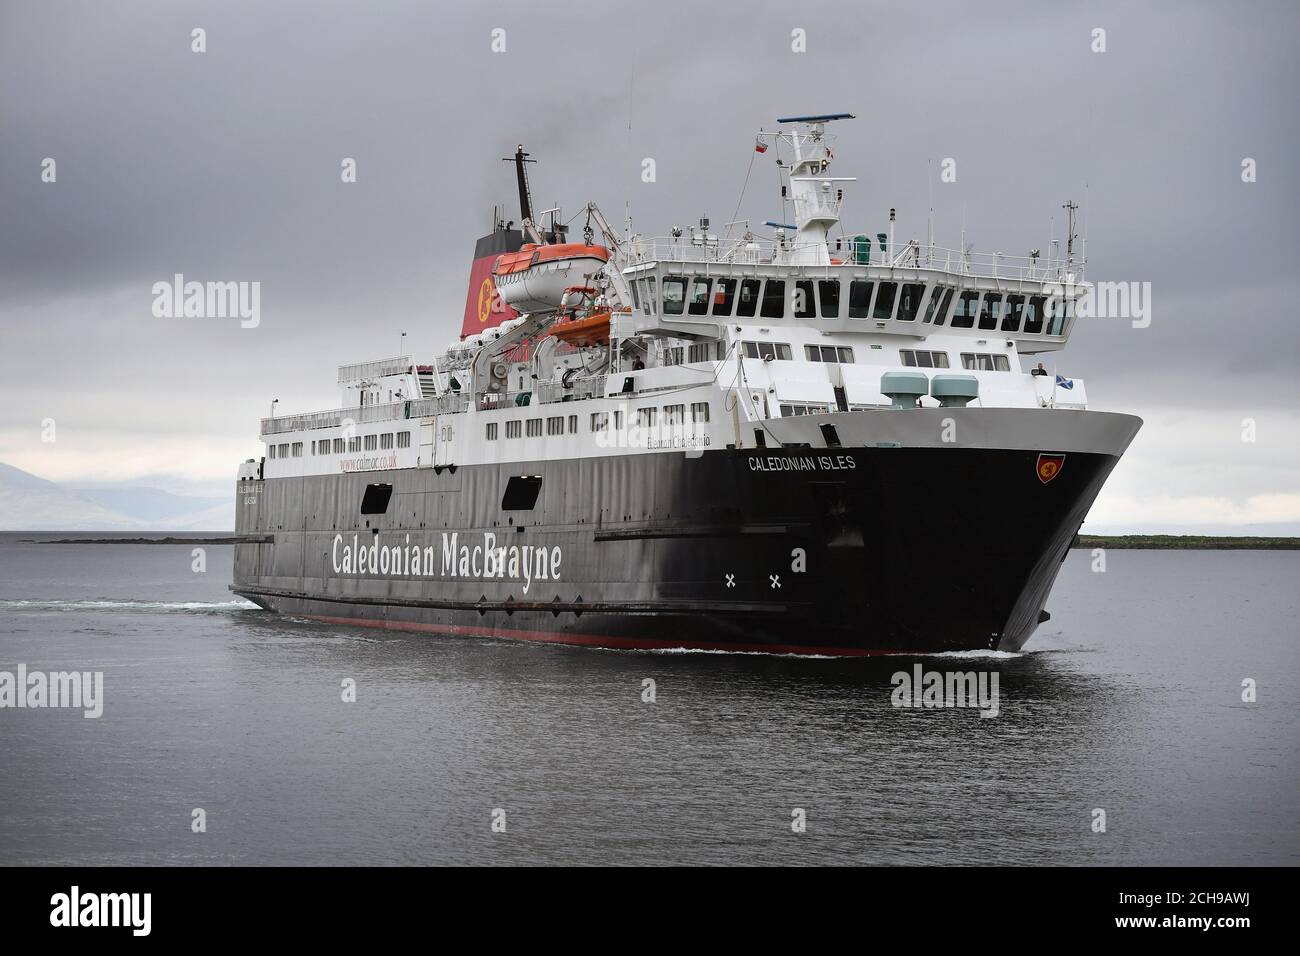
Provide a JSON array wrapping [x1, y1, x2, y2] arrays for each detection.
[[0, 533, 1296, 866]]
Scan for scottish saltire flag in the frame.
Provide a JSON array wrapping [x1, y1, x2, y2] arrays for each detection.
[[1055, 375, 1074, 390]]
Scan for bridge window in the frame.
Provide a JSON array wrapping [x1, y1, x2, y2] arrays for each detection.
[[360, 483, 393, 515], [933, 288, 954, 326], [526, 419, 543, 437], [897, 283, 925, 321], [743, 341, 792, 361], [506, 420, 522, 439], [793, 279, 816, 319], [736, 278, 761, 317], [922, 285, 946, 323], [818, 280, 840, 318], [761, 279, 786, 318], [979, 293, 1003, 330], [501, 475, 543, 511], [1003, 295, 1025, 332], [688, 278, 712, 315], [1048, 298, 1071, 335], [873, 282, 897, 320], [1024, 295, 1046, 334], [712, 278, 737, 316], [662, 276, 687, 315], [952, 291, 980, 328], [629, 280, 641, 311], [642, 277, 660, 317], [848, 280, 873, 318], [485, 422, 498, 440]]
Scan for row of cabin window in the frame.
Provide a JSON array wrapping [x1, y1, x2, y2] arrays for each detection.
[[632, 274, 1070, 334], [594, 403, 712, 432], [486, 403, 713, 441], [487, 415, 577, 441], [268, 443, 303, 459], [742, 341, 855, 363], [268, 431, 412, 459], [664, 341, 728, 365], [961, 352, 1012, 372], [898, 349, 1014, 372]]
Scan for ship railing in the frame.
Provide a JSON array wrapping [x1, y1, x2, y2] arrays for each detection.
[[259, 394, 472, 436], [337, 355, 414, 384], [408, 395, 471, 417], [623, 235, 1085, 282], [261, 401, 410, 436]]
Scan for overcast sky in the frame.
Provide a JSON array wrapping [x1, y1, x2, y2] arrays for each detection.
[[2, 0, 1297, 532]]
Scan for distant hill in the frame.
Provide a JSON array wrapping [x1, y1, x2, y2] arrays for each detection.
[[0, 462, 234, 531], [66, 486, 229, 523]]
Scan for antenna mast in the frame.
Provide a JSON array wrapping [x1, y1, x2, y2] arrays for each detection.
[[1063, 199, 1079, 275], [504, 145, 536, 225]]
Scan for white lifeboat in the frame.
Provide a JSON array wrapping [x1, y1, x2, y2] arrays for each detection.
[[492, 243, 610, 313]]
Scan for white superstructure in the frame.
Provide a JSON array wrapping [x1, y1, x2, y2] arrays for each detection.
[[246, 113, 1091, 483]]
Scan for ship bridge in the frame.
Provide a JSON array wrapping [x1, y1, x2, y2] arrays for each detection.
[[618, 236, 1082, 355]]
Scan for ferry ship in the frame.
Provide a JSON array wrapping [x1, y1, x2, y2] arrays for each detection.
[[232, 113, 1141, 655]]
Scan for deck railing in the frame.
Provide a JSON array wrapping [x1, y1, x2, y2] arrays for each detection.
[[623, 235, 1084, 282], [337, 355, 413, 384], [260, 394, 474, 436]]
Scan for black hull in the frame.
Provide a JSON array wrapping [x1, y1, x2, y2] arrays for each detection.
[[233, 424, 1135, 655]]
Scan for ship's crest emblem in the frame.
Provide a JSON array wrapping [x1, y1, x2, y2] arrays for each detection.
[[477, 277, 495, 324], [1036, 453, 1065, 484]]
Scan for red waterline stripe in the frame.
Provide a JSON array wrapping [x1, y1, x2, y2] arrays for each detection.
[[300, 613, 900, 657]]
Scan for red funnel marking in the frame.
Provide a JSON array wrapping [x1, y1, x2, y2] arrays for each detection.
[[460, 228, 522, 339]]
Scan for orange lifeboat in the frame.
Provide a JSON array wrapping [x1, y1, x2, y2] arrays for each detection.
[[492, 242, 611, 313], [545, 286, 616, 347], [547, 310, 613, 347]]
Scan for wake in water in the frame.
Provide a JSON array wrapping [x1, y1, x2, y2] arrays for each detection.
[[914, 649, 1026, 659], [0, 598, 258, 613]]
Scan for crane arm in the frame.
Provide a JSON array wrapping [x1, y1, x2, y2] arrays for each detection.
[[583, 202, 633, 309]]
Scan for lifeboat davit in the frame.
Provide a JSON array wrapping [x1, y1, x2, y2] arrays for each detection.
[[492, 243, 610, 313]]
